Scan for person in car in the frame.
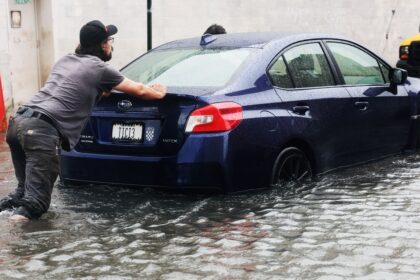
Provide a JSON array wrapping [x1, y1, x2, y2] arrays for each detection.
[[0, 20, 166, 221], [203, 24, 227, 35]]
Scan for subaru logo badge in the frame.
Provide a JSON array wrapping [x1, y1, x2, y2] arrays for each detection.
[[117, 100, 132, 111]]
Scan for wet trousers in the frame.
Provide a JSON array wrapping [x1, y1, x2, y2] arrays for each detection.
[[0, 112, 60, 219]]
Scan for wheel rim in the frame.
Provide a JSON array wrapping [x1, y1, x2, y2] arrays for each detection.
[[275, 152, 312, 184]]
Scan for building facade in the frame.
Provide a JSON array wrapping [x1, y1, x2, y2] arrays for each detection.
[[0, 0, 419, 116]]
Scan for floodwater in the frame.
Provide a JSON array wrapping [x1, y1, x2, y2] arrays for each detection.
[[1, 135, 420, 279]]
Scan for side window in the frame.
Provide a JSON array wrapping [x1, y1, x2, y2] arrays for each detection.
[[282, 43, 335, 88], [268, 56, 294, 88], [327, 42, 385, 85]]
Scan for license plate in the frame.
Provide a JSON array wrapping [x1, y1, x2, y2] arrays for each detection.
[[112, 123, 143, 142]]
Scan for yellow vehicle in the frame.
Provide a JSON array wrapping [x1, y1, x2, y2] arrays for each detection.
[[396, 32, 420, 77]]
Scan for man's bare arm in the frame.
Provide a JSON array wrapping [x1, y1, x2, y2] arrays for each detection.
[[113, 78, 166, 100]]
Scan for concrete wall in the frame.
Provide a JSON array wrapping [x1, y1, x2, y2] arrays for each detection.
[[43, 0, 420, 68], [0, 0, 13, 112], [7, 0, 40, 107], [36, 0, 54, 84], [1, 0, 420, 110], [50, 0, 147, 70], [153, 0, 419, 65]]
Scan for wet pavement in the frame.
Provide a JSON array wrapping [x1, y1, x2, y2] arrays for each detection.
[[1, 132, 420, 279]]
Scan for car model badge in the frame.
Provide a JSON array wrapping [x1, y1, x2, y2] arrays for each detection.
[[145, 127, 155, 142], [117, 100, 133, 111]]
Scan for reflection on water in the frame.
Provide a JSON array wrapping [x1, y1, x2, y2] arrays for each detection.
[[1, 155, 420, 279]]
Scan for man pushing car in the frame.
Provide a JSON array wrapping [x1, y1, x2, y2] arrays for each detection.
[[0, 20, 166, 221]]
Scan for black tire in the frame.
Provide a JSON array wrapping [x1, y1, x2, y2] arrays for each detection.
[[271, 147, 312, 186]]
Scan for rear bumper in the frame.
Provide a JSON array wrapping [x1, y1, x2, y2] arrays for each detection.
[[60, 134, 228, 191]]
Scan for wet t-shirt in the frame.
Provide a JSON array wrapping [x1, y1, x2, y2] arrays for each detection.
[[26, 54, 124, 149]]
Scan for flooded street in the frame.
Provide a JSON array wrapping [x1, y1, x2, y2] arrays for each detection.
[[1, 133, 420, 279]]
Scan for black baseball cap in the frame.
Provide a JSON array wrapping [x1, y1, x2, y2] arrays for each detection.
[[80, 20, 118, 47]]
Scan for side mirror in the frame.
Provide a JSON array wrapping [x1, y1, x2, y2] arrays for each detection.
[[389, 68, 408, 85], [389, 68, 408, 94]]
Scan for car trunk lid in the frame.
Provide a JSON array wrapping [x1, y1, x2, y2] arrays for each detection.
[[75, 92, 204, 156]]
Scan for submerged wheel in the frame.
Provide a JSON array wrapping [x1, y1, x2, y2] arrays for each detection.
[[272, 147, 312, 185]]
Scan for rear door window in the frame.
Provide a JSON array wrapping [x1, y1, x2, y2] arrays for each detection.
[[327, 42, 386, 85], [268, 56, 294, 88], [281, 43, 335, 88]]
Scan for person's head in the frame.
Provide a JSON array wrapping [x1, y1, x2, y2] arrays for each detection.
[[203, 24, 226, 35], [75, 20, 118, 62]]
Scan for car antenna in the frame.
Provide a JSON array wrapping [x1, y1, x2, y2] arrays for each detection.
[[200, 34, 217, 46]]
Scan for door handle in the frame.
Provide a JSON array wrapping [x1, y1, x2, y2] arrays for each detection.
[[354, 101, 369, 111], [292, 105, 310, 115]]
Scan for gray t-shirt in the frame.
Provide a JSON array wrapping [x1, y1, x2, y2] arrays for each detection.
[[26, 54, 124, 149]]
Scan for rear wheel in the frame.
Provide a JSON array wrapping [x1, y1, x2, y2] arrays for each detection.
[[271, 147, 312, 186]]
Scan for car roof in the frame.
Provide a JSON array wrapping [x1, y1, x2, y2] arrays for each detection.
[[154, 32, 350, 50]]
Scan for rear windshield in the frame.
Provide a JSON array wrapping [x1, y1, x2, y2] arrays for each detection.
[[121, 48, 253, 88]]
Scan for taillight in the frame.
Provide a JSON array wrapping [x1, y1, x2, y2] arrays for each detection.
[[185, 102, 243, 133], [400, 45, 409, 60]]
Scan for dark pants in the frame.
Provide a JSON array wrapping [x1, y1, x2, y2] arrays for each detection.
[[0, 112, 60, 219]]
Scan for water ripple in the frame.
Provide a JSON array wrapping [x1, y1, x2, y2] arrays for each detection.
[[1, 155, 420, 278]]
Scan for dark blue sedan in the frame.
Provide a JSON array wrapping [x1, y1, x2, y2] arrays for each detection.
[[60, 32, 419, 192]]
